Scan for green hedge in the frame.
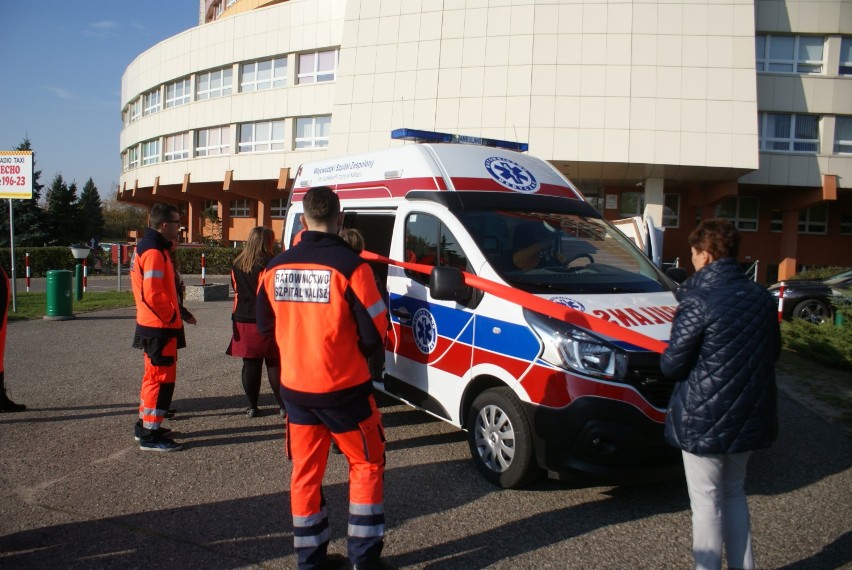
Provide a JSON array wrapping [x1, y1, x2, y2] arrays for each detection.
[[789, 266, 852, 281], [174, 247, 238, 275], [0, 246, 240, 277]]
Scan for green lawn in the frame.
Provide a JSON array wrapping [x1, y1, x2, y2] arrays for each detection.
[[7, 291, 135, 321]]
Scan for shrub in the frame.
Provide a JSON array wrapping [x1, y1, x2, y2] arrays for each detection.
[[781, 311, 852, 371], [0, 247, 85, 277], [174, 246, 238, 275], [0, 246, 241, 277], [788, 266, 852, 281]]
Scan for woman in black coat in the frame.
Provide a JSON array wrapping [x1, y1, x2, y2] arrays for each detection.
[[661, 219, 780, 570], [227, 226, 285, 418]]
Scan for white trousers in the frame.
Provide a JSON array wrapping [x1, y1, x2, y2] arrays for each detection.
[[682, 451, 755, 570]]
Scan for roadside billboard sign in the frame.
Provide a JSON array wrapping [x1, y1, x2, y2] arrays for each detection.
[[0, 150, 33, 199]]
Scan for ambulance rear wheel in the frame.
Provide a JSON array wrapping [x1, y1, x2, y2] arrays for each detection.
[[467, 387, 542, 488]]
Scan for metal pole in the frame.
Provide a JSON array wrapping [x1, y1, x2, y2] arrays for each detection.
[[8, 199, 16, 312]]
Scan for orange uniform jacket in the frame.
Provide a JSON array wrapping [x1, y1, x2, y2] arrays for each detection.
[[257, 231, 387, 407], [131, 228, 183, 338]]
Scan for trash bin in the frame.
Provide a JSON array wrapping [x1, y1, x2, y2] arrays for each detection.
[[45, 269, 73, 320]]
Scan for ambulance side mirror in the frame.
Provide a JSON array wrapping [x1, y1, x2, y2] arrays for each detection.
[[666, 267, 687, 284], [429, 266, 472, 303]]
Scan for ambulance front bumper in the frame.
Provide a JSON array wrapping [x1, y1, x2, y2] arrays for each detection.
[[523, 396, 682, 482]]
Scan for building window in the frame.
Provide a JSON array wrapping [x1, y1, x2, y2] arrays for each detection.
[[239, 120, 286, 153], [297, 49, 338, 84], [798, 203, 828, 234], [840, 212, 852, 235], [759, 113, 819, 153], [141, 139, 160, 165], [756, 34, 824, 74], [834, 116, 852, 154], [142, 89, 161, 116], [240, 57, 287, 92], [271, 198, 287, 218], [230, 199, 250, 217], [196, 126, 230, 157], [126, 146, 139, 170], [770, 209, 783, 232], [129, 98, 141, 123], [164, 132, 191, 161], [165, 78, 191, 108], [619, 192, 645, 217], [294, 116, 331, 149], [840, 38, 852, 75], [202, 200, 218, 216], [662, 194, 680, 228], [716, 196, 759, 231], [197, 67, 233, 100]]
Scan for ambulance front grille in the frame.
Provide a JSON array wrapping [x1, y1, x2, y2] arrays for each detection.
[[625, 353, 675, 409]]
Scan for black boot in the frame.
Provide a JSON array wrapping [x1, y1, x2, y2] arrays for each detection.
[[0, 372, 26, 413]]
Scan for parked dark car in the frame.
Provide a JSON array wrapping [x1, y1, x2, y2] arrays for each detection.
[[767, 270, 852, 325]]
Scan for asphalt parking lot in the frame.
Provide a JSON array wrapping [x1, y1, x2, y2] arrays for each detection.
[[0, 287, 850, 569]]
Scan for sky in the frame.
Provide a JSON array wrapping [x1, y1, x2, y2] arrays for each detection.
[[1, 1, 200, 199]]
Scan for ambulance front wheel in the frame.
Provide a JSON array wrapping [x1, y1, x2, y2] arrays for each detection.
[[467, 387, 543, 488]]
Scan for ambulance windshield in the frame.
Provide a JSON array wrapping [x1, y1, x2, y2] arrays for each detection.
[[459, 210, 676, 295]]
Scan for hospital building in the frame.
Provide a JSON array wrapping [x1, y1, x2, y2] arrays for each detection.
[[118, 0, 852, 282]]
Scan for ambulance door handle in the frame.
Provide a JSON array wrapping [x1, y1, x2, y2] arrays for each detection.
[[392, 306, 411, 322]]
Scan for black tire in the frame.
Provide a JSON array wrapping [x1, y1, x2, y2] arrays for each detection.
[[792, 299, 832, 325], [466, 387, 543, 488]]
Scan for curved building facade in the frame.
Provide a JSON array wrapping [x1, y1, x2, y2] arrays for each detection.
[[119, 0, 852, 282]]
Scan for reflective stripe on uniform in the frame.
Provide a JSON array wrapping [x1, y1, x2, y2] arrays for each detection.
[[293, 506, 331, 548], [143, 270, 164, 279], [348, 522, 385, 538], [293, 526, 330, 548], [350, 502, 383, 516], [366, 298, 386, 320], [348, 501, 385, 539], [293, 507, 328, 528]]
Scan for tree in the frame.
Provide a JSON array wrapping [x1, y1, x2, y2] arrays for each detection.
[[44, 174, 85, 245], [79, 177, 105, 242], [101, 189, 148, 240], [0, 138, 49, 246]]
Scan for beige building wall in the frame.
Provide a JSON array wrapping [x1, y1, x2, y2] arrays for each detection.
[[740, 0, 852, 188], [329, 0, 759, 185]]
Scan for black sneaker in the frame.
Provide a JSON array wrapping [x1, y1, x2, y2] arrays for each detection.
[[246, 407, 259, 418], [139, 435, 183, 452], [134, 427, 172, 443]]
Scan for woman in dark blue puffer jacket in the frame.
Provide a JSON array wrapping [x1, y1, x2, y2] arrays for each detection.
[[661, 219, 780, 570]]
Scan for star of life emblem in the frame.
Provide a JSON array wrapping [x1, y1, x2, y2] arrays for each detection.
[[484, 156, 539, 193], [412, 308, 438, 354], [550, 297, 586, 312]]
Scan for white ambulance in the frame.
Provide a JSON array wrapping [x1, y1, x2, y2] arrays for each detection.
[[285, 137, 682, 488]]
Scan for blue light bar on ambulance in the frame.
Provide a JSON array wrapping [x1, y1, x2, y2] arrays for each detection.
[[391, 128, 529, 152]]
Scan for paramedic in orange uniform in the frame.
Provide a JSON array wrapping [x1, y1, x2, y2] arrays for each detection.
[[257, 186, 390, 570], [131, 203, 186, 452]]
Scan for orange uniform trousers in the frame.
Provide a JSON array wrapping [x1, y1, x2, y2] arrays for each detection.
[[286, 394, 385, 570], [138, 337, 178, 432]]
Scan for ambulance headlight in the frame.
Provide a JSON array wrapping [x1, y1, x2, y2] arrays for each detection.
[[526, 310, 628, 381]]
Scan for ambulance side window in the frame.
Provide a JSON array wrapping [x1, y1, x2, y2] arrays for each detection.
[[404, 213, 470, 286], [342, 211, 395, 287]]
